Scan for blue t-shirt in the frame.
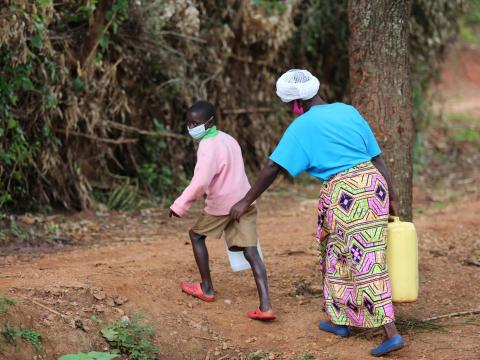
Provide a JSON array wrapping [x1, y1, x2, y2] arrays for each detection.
[[269, 102, 381, 181]]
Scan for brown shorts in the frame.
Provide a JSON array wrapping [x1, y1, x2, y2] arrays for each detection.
[[191, 205, 257, 250]]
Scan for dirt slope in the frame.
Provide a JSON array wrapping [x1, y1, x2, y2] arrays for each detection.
[[1, 189, 480, 359]]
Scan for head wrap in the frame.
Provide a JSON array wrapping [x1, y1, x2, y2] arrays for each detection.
[[276, 69, 320, 103]]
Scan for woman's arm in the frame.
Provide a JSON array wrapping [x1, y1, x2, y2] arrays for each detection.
[[371, 155, 397, 215], [230, 160, 282, 220]]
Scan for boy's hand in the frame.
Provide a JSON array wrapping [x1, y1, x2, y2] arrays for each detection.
[[230, 199, 250, 221], [169, 209, 180, 218]]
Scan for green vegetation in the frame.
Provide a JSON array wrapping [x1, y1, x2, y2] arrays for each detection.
[[0, 295, 16, 315], [0, 0, 468, 211], [295, 355, 315, 360], [91, 315, 103, 324], [244, 352, 274, 360], [395, 317, 445, 333], [58, 352, 119, 360], [446, 112, 480, 145], [1, 323, 43, 351], [101, 314, 159, 360], [459, 0, 480, 43], [0, 295, 43, 351], [93, 178, 140, 211], [252, 0, 287, 15]]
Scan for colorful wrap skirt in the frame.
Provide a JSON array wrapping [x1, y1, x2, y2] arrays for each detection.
[[316, 161, 395, 328]]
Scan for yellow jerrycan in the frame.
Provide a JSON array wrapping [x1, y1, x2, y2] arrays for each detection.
[[386, 216, 419, 302]]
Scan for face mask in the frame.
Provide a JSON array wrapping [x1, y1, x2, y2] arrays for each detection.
[[188, 124, 207, 140], [292, 100, 304, 116], [187, 116, 214, 140]]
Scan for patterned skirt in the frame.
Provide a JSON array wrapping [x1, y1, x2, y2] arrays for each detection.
[[316, 161, 395, 328]]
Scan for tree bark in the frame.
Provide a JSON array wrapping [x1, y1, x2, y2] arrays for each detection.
[[79, 0, 114, 67], [348, 0, 414, 220]]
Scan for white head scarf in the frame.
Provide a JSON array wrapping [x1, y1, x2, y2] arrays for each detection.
[[276, 69, 320, 103]]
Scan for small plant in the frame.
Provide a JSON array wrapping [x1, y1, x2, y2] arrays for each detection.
[[0, 295, 15, 315], [244, 351, 273, 360], [291, 280, 321, 297], [295, 354, 315, 360], [101, 314, 159, 360], [395, 317, 444, 333], [59, 351, 120, 360], [252, 0, 287, 15], [93, 178, 140, 211], [1, 323, 42, 350], [91, 315, 103, 324]]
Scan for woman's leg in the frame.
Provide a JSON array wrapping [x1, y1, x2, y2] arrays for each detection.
[[243, 246, 272, 312], [383, 321, 399, 338], [371, 321, 404, 356], [189, 229, 214, 296]]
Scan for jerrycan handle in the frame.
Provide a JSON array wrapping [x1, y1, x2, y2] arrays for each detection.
[[388, 216, 401, 223]]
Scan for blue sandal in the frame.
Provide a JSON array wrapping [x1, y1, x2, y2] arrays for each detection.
[[318, 320, 350, 337], [370, 335, 404, 357]]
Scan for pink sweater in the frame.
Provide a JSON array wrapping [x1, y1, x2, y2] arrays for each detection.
[[170, 131, 251, 217]]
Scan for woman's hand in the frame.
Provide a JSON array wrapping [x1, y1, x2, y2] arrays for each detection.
[[230, 160, 282, 221], [229, 198, 251, 221]]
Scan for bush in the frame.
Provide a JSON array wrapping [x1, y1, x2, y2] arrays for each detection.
[[101, 314, 159, 360]]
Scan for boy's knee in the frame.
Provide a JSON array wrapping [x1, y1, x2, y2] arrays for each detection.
[[189, 229, 204, 242], [243, 246, 260, 261]]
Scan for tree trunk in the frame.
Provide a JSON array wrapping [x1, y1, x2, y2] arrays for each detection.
[[79, 0, 114, 67], [348, 0, 414, 220]]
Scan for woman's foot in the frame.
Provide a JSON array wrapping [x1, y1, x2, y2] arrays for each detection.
[[370, 335, 404, 357], [318, 320, 350, 337]]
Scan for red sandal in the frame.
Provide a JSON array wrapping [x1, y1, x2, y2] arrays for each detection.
[[247, 308, 276, 321], [180, 281, 215, 302]]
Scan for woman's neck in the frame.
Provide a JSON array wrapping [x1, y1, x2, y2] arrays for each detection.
[[304, 95, 327, 111]]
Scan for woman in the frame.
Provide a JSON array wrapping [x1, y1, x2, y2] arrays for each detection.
[[230, 69, 404, 356]]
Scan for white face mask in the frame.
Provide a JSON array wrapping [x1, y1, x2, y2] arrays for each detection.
[[187, 116, 213, 140], [188, 124, 206, 140]]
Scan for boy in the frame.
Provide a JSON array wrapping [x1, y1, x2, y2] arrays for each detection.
[[169, 100, 274, 320]]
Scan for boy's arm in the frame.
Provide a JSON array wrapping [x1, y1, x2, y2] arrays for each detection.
[[170, 146, 217, 217], [371, 154, 397, 215]]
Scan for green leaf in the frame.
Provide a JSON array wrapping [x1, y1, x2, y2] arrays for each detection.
[[44, 94, 58, 109], [99, 35, 109, 50], [101, 326, 117, 342], [7, 118, 17, 129], [72, 78, 85, 92], [9, 94, 18, 105], [20, 77, 33, 91], [34, 21, 45, 31], [30, 34, 44, 49], [36, 0, 53, 9], [58, 355, 90, 360], [58, 352, 119, 360], [88, 352, 119, 360]]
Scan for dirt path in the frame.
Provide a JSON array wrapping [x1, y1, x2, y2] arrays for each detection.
[[1, 189, 480, 359]]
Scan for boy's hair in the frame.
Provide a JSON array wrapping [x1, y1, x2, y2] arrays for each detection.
[[187, 101, 216, 121]]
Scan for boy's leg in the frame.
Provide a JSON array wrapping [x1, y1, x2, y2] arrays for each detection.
[[189, 229, 214, 296], [243, 246, 272, 312]]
